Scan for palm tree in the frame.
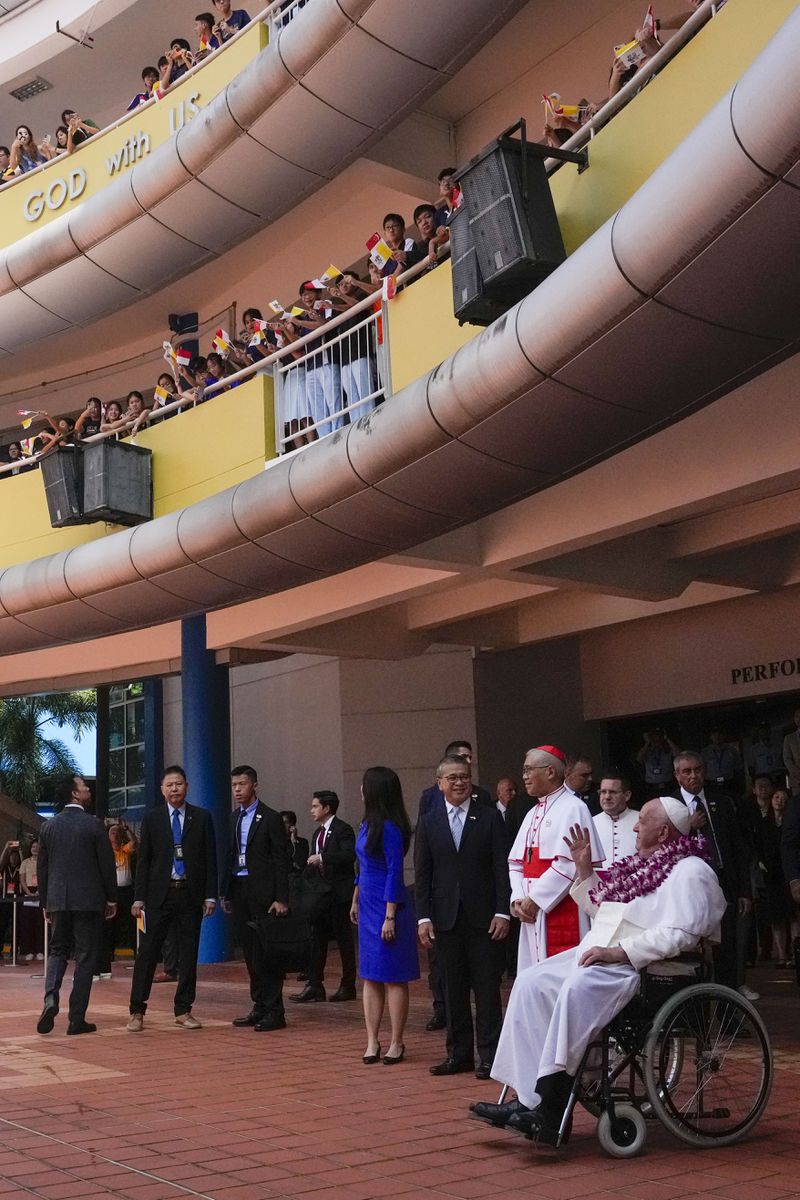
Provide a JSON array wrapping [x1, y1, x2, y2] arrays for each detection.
[[0, 691, 97, 810]]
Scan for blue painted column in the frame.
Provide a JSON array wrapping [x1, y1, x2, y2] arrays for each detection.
[[181, 614, 232, 963]]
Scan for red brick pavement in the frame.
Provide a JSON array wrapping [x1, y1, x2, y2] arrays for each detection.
[[0, 958, 797, 1200]]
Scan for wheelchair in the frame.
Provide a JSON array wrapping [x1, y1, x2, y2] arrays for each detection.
[[555, 960, 773, 1157]]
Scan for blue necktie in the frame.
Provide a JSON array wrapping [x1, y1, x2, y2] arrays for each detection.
[[450, 807, 464, 850], [172, 808, 185, 878]]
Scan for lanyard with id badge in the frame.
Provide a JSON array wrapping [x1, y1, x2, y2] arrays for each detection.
[[238, 812, 248, 870]]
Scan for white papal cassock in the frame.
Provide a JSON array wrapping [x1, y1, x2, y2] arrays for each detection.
[[509, 787, 604, 971], [491, 854, 726, 1108], [593, 808, 638, 865]]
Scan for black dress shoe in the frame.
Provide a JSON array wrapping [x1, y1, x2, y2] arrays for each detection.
[[470, 1098, 530, 1128], [329, 986, 356, 1002], [425, 1011, 446, 1031], [37, 1001, 58, 1035], [67, 1020, 97, 1036], [290, 985, 326, 1003], [507, 1108, 560, 1146], [430, 1057, 474, 1076], [475, 1062, 492, 1081], [232, 1010, 264, 1027], [254, 1013, 287, 1031]]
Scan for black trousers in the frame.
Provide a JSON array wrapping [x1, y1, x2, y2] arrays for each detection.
[[97, 884, 134, 974], [129, 885, 202, 1016], [427, 947, 445, 1014], [162, 922, 179, 974], [714, 900, 742, 989], [436, 908, 504, 1066], [44, 911, 103, 1023], [231, 876, 285, 1017], [309, 898, 356, 990]]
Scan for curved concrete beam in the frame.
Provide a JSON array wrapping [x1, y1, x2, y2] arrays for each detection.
[[0, 8, 799, 652]]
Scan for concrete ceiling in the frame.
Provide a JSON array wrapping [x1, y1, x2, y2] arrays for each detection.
[[0, 0, 205, 136]]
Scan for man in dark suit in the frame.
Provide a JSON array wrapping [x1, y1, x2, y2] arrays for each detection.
[[281, 810, 309, 874], [418, 739, 493, 1031], [221, 766, 291, 1032], [415, 755, 510, 1080], [37, 774, 117, 1036], [672, 751, 752, 993], [127, 765, 218, 1032], [781, 794, 800, 906], [292, 790, 356, 1003]]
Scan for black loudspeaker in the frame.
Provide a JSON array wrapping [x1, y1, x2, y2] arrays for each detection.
[[82, 440, 152, 526], [40, 447, 83, 528], [451, 205, 530, 327], [450, 206, 506, 326], [458, 134, 566, 288]]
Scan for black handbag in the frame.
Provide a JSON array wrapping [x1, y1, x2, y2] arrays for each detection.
[[289, 869, 332, 921], [249, 912, 312, 972]]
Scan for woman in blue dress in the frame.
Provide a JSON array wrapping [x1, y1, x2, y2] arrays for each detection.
[[351, 766, 419, 1065]]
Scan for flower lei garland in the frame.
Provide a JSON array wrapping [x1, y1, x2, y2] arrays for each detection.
[[589, 834, 711, 905]]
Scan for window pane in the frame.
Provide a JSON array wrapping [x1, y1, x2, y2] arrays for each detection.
[[109, 749, 125, 789], [108, 790, 125, 813], [124, 786, 145, 813], [109, 685, 126, 703], [110, 706, 125, 749], [126, 699, 145, 745], [126, 745, 144, 789]]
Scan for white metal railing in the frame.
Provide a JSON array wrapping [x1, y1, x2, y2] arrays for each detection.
[[267, 0, 311, 35], [0, 0, 310, 195], [273, 305, 389, 452]]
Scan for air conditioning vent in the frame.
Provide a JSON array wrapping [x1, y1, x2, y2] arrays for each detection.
[[10, 76, 53, 101]]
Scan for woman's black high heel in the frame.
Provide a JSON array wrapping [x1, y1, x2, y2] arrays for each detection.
[[363, 1042, 381, 1064], [383, 1044, 405, 1065]]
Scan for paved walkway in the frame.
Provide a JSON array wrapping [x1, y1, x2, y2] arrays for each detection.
[[0, 959, 797, 1200]]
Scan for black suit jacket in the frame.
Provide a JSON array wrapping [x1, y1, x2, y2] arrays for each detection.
[[221, 800, 290, 908], [290, 836, 309, 874], [39, 806, 117, 913], [313, 815, 356, 904], [671, 789, 752, 903], [505, 792, 535, 846], [414, 797, 510, 932], [781, 796, 800, 885], [134, 801, 218, 910]]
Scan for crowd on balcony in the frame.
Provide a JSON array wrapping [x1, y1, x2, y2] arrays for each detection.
[[0, 164, 460, 466], [0, 1, 254, 182]]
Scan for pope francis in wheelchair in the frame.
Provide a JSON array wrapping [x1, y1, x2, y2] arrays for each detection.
[[471, 796, 773, 1156]]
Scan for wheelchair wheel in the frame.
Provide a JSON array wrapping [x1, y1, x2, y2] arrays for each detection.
[[596, 1105, 647, 1157], [642, 984, 772, 1147]]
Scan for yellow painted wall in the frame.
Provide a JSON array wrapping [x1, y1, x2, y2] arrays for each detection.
[[0, 375, 274, 568], [389, 0, 794, 390], [388, 261, 475, 393], [0, 23, 266, 245]]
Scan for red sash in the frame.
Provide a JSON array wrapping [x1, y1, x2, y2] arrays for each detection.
[[523, 848, 580, 957]]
